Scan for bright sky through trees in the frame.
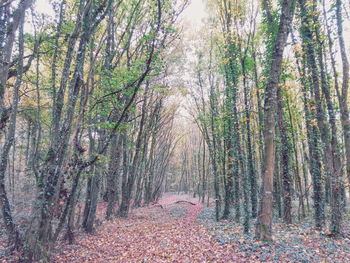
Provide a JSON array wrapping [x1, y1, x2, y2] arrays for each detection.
[[183, 0, 207, 27]]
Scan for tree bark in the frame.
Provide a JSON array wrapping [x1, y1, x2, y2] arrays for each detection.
[[0, 11, 25, 248], [335, 0, 350, 186], [256, 0, 296, 241], [277, 87, 292, 224], [106, 135, 122, 220]]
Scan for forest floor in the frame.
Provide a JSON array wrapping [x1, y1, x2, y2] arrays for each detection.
[[51, 194, 243, 263], [199, 206, 350, 262], [1, 194, 350, 262]]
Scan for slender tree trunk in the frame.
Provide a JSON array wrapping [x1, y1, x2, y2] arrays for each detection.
[[210, 85, 221, 221], [273, 145, 282, 219], [252, 50, 264, 175], [256, 0, 296, 241], [335, 0, 350, 186], [201, 141, 206, 204], [0, 13, 25, 249], [222, 92, 234, 220], [286, 97, 305, 219], [245, 96, 257, 219], [277, 87, 292, 224], [118, 86, 149, 217]]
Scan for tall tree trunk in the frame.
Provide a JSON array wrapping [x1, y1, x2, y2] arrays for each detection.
[[222, 92, 234, 220], [335, 0, 350, 186], [118, 86, 149, 218], [256, 0, 296, 241], [277, 87, 292, 224], [0, 13, 25, 248], [210, 83, 221, 221], [286, 97, 305, 219], [201, 140, 206, 204], [273, 144, 282, 219], [243, 54, 257, 218]]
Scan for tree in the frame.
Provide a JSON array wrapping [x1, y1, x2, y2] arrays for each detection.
[[255, 0, 296, 241]]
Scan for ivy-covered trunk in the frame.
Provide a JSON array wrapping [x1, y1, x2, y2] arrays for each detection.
[[256, 0, 296, 241], [277, 87, 292, 224]]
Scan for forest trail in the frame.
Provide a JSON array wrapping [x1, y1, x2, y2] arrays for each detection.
[[52, 195, 242, 263]]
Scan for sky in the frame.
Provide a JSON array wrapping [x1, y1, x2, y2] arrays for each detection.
[[35, 0, 53, 15], [33, 0, 208, 26], [182, 0, 207, 29]]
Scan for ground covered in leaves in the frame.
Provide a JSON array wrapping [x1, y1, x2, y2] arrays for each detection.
[[2, 195, 350, 262], [199, 206, 350, 262], [51, 195, 244, 262]]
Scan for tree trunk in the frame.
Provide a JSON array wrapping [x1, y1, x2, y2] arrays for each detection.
[[286, 96, 305, 219], [106, 135, 121, 220], [335, 0, 350, 187], [256, 0, 296, 241], [277, 87, 292, 224], [222, 90, 234, 220], [0, 14, 25, 249], [82, 173, 100, 233]]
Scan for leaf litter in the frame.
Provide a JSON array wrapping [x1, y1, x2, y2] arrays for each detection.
[[2, 194, 350, 262]]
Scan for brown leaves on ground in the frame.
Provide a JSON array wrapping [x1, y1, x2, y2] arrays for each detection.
[[2, 195, 350, 262], [52, 195, 244, 262]]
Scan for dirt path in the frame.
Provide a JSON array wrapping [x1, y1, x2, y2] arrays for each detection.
[[52, 195, 243, 263]]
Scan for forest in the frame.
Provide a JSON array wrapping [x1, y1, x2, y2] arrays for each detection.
[[1, 0, 350, 262]]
